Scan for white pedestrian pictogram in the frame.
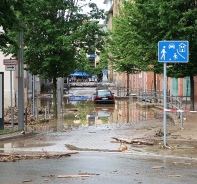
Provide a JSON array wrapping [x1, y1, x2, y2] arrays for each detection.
[[161, 46, 167, 60], [173, 53, 178, 60]]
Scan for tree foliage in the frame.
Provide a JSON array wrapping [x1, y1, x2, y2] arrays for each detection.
[[75, 49, 91, 73], [104, 0, 197, 108], [0, 0, 20, 50], [3, 0, 106, 118]]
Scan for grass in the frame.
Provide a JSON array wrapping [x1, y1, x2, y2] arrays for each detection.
[[0, 129, 19, 135]]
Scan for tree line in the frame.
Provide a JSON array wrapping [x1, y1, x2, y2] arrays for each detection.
[[100, 0, 197, 109], [0, 0, 106, 118]]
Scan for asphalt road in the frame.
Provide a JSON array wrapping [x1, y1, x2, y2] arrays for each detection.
[[0, 152, 197, 184]]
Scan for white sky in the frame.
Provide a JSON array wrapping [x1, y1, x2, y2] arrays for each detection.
[[88, 0, 105, 9], [79, 0, 106, 23], [79, 0, 105, 11]]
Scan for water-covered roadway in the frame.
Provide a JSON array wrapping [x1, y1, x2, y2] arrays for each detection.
[[0, 87, 197, 183], [0, 87, 162, 152]]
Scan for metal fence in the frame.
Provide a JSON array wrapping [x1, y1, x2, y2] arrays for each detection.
[[137, 88, 191, 128], [114, 87, 141, 97], [115, 87, 192, 128]]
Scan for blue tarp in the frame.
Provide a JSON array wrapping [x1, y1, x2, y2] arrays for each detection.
[[89, 54, 97, 58], [69, 96, 92, 101], [69, 71, 90, 77]]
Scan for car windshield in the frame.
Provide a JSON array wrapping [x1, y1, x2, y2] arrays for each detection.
[[97, 91, 111, 96]]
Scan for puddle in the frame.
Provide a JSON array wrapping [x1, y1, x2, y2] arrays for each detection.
[[0, 135, 54, 149]]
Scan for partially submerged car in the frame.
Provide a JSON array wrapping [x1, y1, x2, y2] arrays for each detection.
[[93, 90, 115, 104]]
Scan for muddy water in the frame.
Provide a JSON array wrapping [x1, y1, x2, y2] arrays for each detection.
[[1, 87, 162, 150], [32, 96, 161, 128], [31, 87, 162, 130]]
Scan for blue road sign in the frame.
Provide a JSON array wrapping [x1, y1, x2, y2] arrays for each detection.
[[158, 41, 189, 63]]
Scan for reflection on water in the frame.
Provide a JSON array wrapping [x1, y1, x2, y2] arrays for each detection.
[[1, 94, 162, 150], [0, 134, 53, 150], [27, 95, 162, 132]]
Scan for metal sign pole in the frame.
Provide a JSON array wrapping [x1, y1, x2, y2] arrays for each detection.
[[158, 40, 189, 147], [0, 72, 4, 129], [18, 30, 24, 130], [163, 63, 167, 146], [10, 71, 14, 128], [32, 75, 35, 115]]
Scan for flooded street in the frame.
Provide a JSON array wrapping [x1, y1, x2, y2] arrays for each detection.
[[38, 86, 162, 129], [0, 87, 163, 151], [1, 87, 197, 184]]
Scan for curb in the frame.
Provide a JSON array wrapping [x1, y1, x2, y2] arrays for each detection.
[[0, 132, 38, 141]]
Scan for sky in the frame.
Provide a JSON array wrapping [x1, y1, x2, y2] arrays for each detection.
[[88, 0, 105, 9], [79, 0, 105, 11], [79, 0, 106, 23]]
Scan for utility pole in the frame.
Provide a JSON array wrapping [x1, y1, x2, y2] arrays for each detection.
[[18, 30, 24, 130]]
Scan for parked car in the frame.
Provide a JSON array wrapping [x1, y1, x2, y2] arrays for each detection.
[[93, 90, 115, 104]]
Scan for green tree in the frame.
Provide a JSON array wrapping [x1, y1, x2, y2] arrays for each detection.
[[75, 49, 91, 78], [94, 37, 110, 81], [112, 0, 164, 96], [106, 0, 197, 107], [107, 3, 141, 94], [128, 0, 164, 98], [129, 0, 197, 108], [0, 0, 20, 50], [158, 0, 197, 110], [4, 0, 105, 118]]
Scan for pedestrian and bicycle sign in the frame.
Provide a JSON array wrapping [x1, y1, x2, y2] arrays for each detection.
[[158, 40, 189, 146], [158, 41, 189, 63]]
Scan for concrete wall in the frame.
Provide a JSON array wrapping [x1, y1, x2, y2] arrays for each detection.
[[0, 53, 15, 108], [0, 27, 29, 108]]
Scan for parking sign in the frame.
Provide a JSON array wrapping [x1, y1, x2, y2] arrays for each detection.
[[158, 41, 189, 63]]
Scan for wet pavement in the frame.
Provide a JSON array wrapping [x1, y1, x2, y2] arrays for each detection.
[[0, 121, 153, 154], [1, 86, 196, 159], [1, 152, 197, 184], [1, 87, 197, 183]]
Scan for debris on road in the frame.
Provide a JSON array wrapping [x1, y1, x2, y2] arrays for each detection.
[[155, 129, 171, 137], [151, 166, 164, 169], [173, 162, 192, 165], [78, 172, 100, 176], [111, 137, 154, 145], [57, 172, 100, 178], [0, 151, 77, 162], [65, 144, 121, 152], [22, 179, 33, 183], [168, 174, 181, 177], [118, 146, 128, 151], [57, 174, 90, 178]]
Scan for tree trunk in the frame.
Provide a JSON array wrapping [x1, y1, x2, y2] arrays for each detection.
[[126, 72, 129, 96], [53, 77, 57, 119], [190, 75, 195, 111]]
